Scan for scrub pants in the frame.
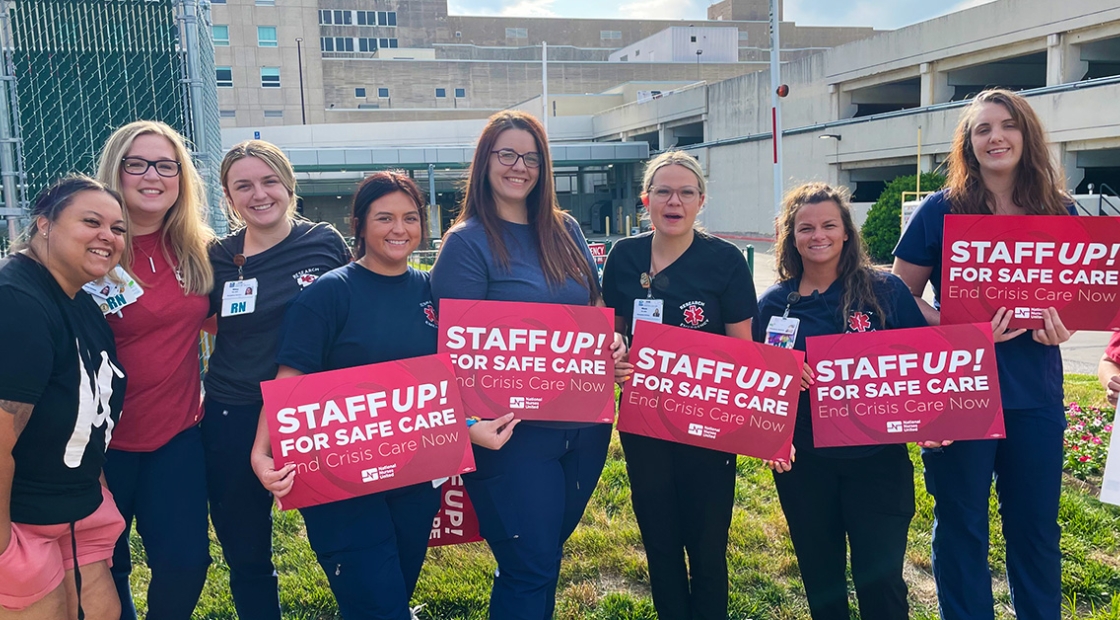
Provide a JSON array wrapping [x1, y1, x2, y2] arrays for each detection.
[[202, 399, 281, 620], [104, 425, 212, 620], [619, 432, 736, 620], [773, 444, 914, 620], [922, 405, 1064, 620], [300, 482, 441, 620], [463, 423, 612, 620]]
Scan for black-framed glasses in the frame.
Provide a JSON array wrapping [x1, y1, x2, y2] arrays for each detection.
[[491, 148, 541, 168], [121, 156, 181, 178]]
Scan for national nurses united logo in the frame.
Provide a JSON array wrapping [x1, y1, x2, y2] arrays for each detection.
[[421, 301, 438, 328], [847, 311, 873, 333], [680, 301, 708, 329], [292, 268, 321, 289]]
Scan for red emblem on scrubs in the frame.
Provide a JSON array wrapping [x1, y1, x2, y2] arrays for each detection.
[[424, 305, 438, 324], [848, 311, 872, 332], [684, 304, 705, 326]]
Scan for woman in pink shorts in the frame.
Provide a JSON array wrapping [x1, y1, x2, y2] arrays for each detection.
[[0, 176, 129, 619]]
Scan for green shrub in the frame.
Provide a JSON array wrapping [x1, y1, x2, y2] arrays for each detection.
[[861, 172, 946, 263]]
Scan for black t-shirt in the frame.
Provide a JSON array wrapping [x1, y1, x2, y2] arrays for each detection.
[[753, 272, 927, 459], [602, 231, 758, 338], [276, 264, 439, 373], [0, 254, 126, 525], [205, 220, 351, 404]]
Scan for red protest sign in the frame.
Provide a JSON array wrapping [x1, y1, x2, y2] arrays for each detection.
[[941, 215, 1120, 330], [438, 299, 616, 423], [261, 353, 475, 510], [617, 321, 803, 461], [806, 323, 1004, 448], [428, 475, 482, 547]]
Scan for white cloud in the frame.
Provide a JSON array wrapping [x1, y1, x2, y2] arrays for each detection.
[[616, 0, 700, 21], [498, 0, 558, 17]]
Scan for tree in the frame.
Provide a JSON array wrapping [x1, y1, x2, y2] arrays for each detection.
[[861, 172, 946, 263]]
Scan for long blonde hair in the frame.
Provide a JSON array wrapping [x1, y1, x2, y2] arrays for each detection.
[[97, 120, 215, 295]]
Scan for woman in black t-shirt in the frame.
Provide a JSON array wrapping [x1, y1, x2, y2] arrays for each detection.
[[753, 183, 926, 620], [602, 151, 757, 620], [0, 177, 129, 619]]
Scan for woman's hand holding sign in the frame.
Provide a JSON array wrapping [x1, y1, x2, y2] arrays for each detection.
[[469, 412, 521, 450], [991, 307, 1028, 343], [1032, 307, 1073, 346]]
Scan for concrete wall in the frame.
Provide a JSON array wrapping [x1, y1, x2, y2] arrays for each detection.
[[694, 0, 1120, 236]]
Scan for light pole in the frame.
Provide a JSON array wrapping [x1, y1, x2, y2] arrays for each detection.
[[295, 37, 307, 124], [695, 48, 703, 80]]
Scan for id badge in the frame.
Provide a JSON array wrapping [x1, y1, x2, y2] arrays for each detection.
[[765, 316, 800, 349], [222, 278, 258, 317], [84, 266, 143, 316], [633, 298, 664, 326]]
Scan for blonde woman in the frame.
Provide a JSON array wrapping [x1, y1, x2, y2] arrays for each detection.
[[96, 120, 215, 620], [204, 141, 349, 619], [601, 151, 757, 620]]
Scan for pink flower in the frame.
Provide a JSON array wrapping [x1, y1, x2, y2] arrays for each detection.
[[1092, 437, 1103, 445], [1079, 455, 1092, 462], [1106, 425, 1114, 433]]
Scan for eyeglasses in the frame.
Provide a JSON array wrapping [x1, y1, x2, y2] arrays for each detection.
[[649, 186, 701, 204], [121, 157, 182, 178], [491, 149, 541, 169]]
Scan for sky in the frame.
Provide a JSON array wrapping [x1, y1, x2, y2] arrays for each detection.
[[445, 0, 998, 30]]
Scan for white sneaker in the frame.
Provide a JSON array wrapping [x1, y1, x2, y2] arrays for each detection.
[[410, 604, 426, 619]]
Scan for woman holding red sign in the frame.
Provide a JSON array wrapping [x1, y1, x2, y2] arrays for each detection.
[[429, 110, 625, 619], [1099, 333, 1120, 407], [893, 89, 1075, 620], [601, 150, 757, 620], [755, 182, 927, 620], [250, 171, 509, 620]]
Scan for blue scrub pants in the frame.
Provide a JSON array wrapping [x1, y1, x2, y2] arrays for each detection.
[[463, 423, 612, 620], [300, 482, 441, 620], [922, 405, 1064, 620], [202, 399, 281, 620], [104, 425, 212, 620]]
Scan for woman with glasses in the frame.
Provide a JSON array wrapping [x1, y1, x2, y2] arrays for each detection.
[[430, 110, 625, 619], [601, 150, 757, 620], [96, 120, 215, 620], [203, 141, 351, 619]]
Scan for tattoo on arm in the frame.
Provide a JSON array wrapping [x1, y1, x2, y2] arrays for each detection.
[[0, 400, 34, 437]]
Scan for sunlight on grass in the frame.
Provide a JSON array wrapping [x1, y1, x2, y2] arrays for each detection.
[[129, 375, 1120, 619]]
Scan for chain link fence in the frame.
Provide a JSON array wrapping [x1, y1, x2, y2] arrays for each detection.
[[0, 0, 225, 246]]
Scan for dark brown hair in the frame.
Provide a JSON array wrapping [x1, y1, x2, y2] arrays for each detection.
[[351, 170, 427, 258], [946, 89, 1069, 216], [775, 182, 885, 324], [449, 110, 599, 304]]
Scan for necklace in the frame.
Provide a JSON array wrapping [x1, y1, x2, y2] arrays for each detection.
[[134, 241, 158, 273]]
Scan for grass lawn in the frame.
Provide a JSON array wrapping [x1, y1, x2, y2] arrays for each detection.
[[127, 375, 1120, 619]]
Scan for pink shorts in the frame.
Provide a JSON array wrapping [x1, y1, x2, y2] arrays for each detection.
[[0, 486, 125, 611]]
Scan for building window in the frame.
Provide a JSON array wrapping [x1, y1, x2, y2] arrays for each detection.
[[690, 35, 696, 43], [212, 25, 229, 46], [455, 87, 465, 98], [337, 37, 354, 51], [260, 67, 280, 88], [505, 27, 527, 39], [355, 87, 366, 98], [435, 88, 446, 98], [257, 26, 278, 47], [356, 10, 372, 25], [216, 66, 233, 88], [319, 10, 330, 24], [358, 38, 378, 52], [738, 31, 749, 41], [320, 37, 332, 51], [600, 30, 621, 40], [263, 110, 284, 118], [376, 11, 396, 26], [378, 87, 389, 98], [211, 0, 225, 3], [378, 38, 397, 49], [455, 31, 462, 38], [335, 10, 352, 24], [219, 109, 236, 118], [255, 0, 275, 5]]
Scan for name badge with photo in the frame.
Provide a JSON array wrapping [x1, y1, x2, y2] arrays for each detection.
[[633, 298, 664, 327], [222, 278, 259, 317], [765, 316, 800, 350], [84, 266, 143, 316]]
